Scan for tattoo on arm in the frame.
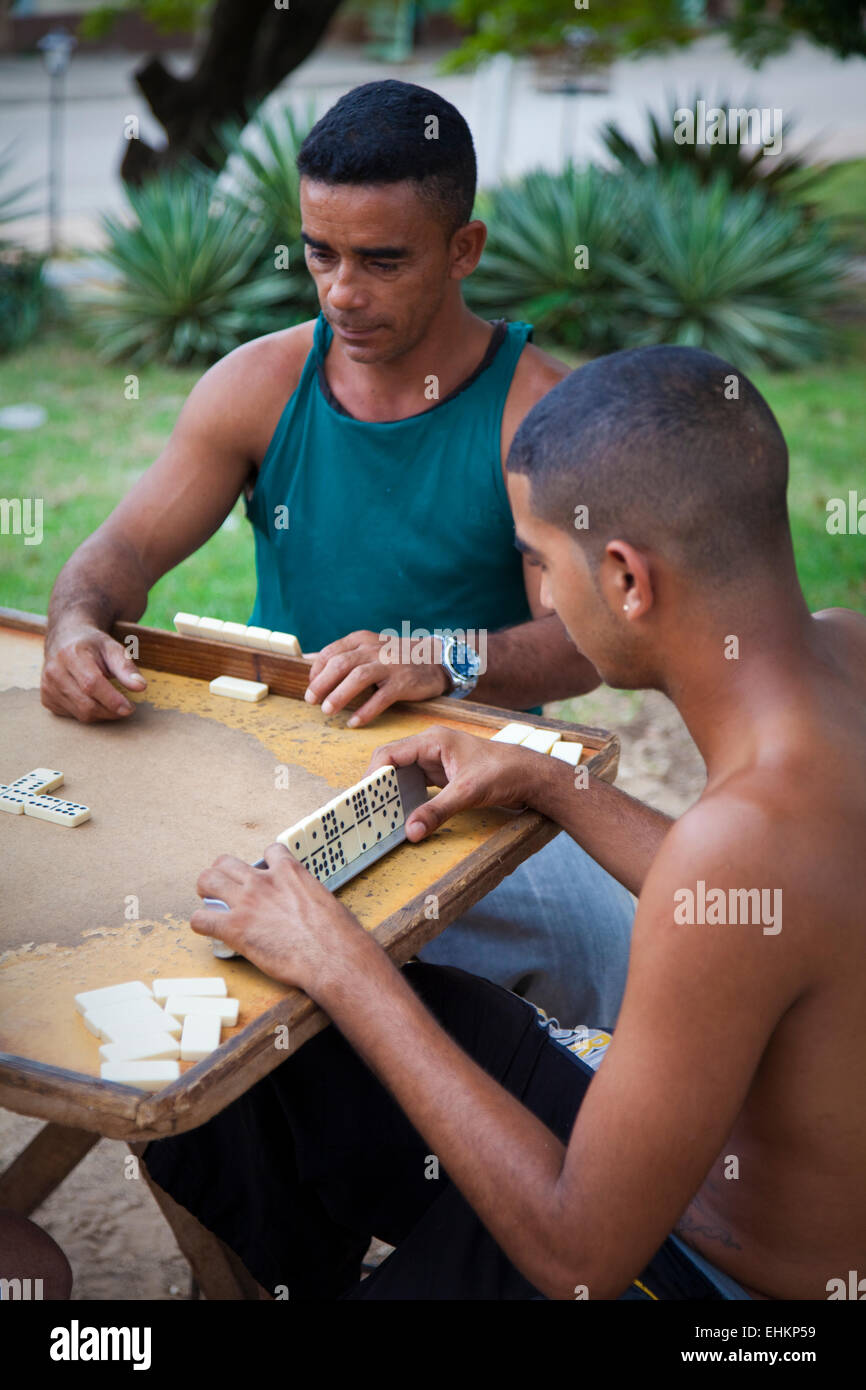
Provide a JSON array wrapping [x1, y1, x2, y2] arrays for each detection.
[[676, 1194, 743, 1251]]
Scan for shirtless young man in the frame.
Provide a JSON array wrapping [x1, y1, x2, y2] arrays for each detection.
[[144, 344, 866, 1300]]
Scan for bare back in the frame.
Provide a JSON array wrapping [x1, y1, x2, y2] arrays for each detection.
[[676, 608, 866, 1298]]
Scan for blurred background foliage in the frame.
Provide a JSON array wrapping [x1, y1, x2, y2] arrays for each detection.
[[1, 0, 863, 619], [73, 96, 854, 370]]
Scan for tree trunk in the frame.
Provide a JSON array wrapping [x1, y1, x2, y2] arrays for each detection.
[[121, 0, 346, 184]]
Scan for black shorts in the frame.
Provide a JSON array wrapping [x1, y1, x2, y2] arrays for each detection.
[[143, 962, 733, 1300]]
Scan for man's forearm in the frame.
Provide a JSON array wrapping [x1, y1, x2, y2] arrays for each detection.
[[523, 756, 673, 896], [46, 529, 150, 653], [472, 614, 599, 708]]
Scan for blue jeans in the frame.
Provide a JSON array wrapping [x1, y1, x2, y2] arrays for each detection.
[[417, 831, 635, 1030]]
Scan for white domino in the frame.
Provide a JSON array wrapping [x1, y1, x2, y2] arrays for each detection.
[[180, 1013, 222, 1062], [268, 631, 301, 657], [152, 977, 227, 1001], [83, 998, 181, 1041], [219, 621, 248, 644], [99, 1032, 180, 1062], [276, 821, 309, 858], [75, 980, 152, 1015], [490, 722, 535, 745], [209, 675, 269, 702], [23, 794, 91, 827], [100, 1060, 180, 1090], [164, 995, 239, 1025], [551, 740, 584, 766], [211, 938, 237, 960], [340, 823, 361, 862], [277, 810, 329, 859], [0, 786, 30, 815], [197, 617, 225, 638], [520, 728, 562, 755], [299, 811, 325, 855], [173, 612, 200, 636], [331, 792, 357, 834], [361, 766, 400, 809], [6, 768, 64, 795], [243, 626, 273, 651], [370, 800, 403, 838]]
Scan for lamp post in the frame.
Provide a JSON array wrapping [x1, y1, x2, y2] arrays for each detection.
[[37, 28, 77, 257]]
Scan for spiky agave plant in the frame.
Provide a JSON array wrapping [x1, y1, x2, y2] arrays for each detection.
[[601, 94, 816, 202], [467, 164, 635, 352], [211, 102, 319, 319], [618, 166, 848, 370], [88, 170, 295, 365], [0, 142, 47, 354]]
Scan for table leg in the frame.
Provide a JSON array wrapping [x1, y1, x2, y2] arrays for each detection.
[[0, 1122, 98, 1214], [130, 1142, 266, 1300]]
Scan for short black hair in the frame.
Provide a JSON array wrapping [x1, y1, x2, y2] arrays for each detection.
[[297, 80, 476, 234], [507, 346, 791, 583]]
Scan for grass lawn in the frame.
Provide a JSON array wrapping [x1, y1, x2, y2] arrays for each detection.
[[0, 324, 255, 628], [799, 158, 866, 254], [0, 321, 864, 629]]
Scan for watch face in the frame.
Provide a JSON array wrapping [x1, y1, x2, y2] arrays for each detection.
[[451, 641, 480, 680]]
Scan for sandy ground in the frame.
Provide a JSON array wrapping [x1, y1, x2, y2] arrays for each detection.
[[0, 684, 705, 1299]]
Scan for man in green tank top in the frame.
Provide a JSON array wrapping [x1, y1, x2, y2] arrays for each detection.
[[41, 81, 634, 1027]]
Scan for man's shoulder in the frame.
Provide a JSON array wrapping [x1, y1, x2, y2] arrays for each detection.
[[509, 340, 572, 408], [161, 321, 318, 465], [641, 775, 821, 945], [180, 321, 318, 452], [814, 605, 866, 649], [658, 787, 785, 874], [500, 340, 571, 458], [213, 319, 318, 391]]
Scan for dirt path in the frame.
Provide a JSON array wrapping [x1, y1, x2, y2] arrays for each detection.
[[0, 686, 704, 1299]]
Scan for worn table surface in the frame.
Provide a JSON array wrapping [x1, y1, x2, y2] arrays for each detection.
[[0, 618, 615, 1139], [0, 627, 517, 1067]]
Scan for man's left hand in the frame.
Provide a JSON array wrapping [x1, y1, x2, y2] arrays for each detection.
[[304, 629, 449, 727]]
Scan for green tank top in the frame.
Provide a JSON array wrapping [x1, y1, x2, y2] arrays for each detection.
[[247, 312, 534, 658]]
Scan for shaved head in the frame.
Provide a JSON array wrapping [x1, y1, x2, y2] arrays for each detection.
[[507, 345, 790, 587]]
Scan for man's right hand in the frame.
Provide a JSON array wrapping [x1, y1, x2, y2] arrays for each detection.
[[41, 625, 147, 722], [366, 725, 544, 841]]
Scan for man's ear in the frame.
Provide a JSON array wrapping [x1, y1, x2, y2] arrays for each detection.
[[450, 220, 487, 279], [599, 540, 655, 621]]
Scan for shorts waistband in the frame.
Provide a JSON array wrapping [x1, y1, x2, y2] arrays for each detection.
[[668, 1234, 754, 1300]]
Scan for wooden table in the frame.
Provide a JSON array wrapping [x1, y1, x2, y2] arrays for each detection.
[[0, 608, 619, 1296]]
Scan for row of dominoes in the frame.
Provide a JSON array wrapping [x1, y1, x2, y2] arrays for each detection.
[[491, 723, 584, 765], [75, 977, 238, 1090], [275, 764, 405, 884], [0, 767, 91, 826], [174, 613, 301, 657], [209, 762, 429, 959]]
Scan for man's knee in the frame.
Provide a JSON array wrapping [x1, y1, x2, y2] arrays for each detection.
[[0, 1211, 73, 1299]]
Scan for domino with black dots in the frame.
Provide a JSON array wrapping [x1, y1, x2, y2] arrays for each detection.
[[363, 767, 400, 812], [23, 794, 91, 827], [210, 763, 429, 955], [1, 767, 66, 814], [7, 767, 65, 795], [0, 785, 33, 815]]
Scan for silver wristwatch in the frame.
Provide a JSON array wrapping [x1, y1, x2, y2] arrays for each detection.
[[440, 635, 481, 699]]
